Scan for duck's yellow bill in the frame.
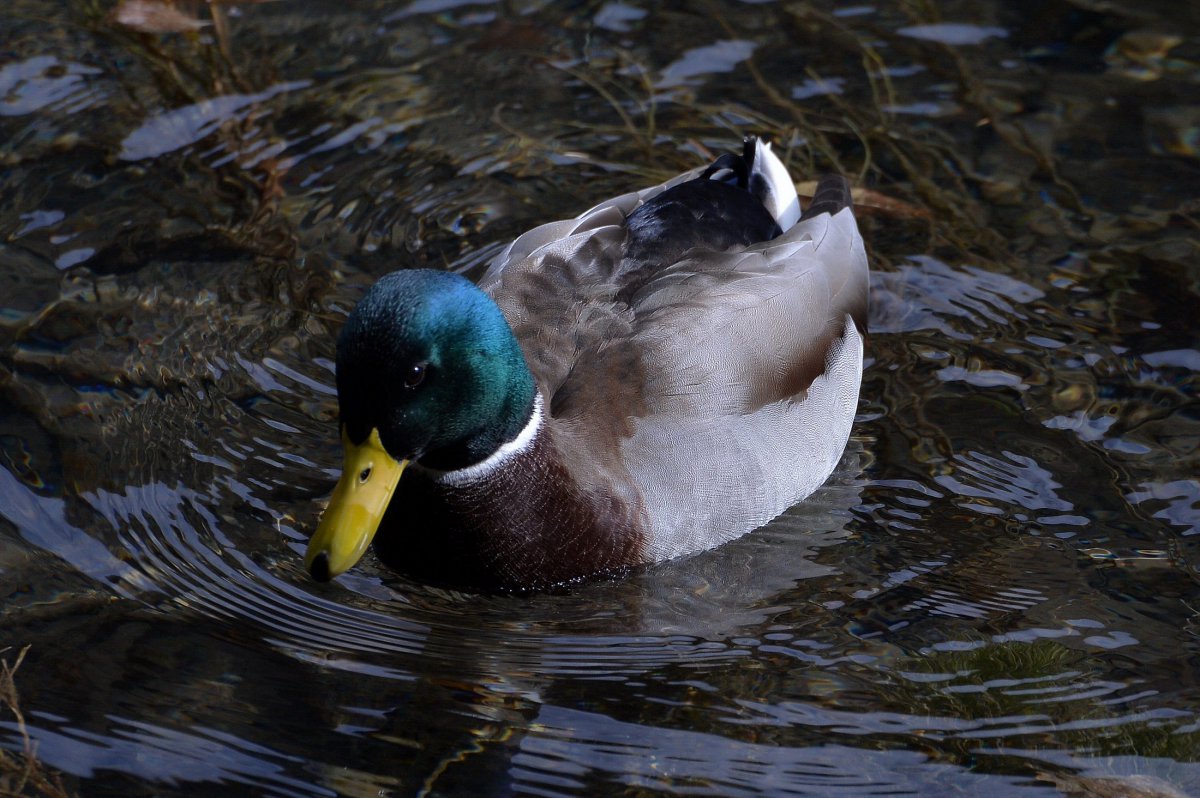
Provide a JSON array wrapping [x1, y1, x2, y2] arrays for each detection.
[[305, 428, 408, 582]]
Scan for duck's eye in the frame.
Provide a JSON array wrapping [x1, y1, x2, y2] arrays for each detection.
[[404, 362, 427, 389], [358, 466, 372, 484]]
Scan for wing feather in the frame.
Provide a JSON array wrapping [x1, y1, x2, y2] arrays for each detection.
[[476, 148, 868, 556]]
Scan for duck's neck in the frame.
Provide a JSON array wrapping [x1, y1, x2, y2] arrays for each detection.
[[417, 392, 543, 480]]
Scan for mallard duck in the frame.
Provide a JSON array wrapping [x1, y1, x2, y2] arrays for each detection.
[[304, 137, 868, 592]]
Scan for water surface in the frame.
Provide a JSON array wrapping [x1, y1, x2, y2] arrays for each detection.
[[2, 0, 1199, 795]]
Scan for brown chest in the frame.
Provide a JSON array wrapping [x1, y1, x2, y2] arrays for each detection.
[[372, 430, 648, 591]]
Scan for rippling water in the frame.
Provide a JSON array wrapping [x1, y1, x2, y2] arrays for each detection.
[[2, 0, 1199, 796]]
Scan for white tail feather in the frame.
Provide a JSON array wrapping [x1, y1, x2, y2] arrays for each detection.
[[752, 140, 801, 232]]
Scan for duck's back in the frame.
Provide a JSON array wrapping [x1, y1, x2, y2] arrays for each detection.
[[481, 140, 868, 564]]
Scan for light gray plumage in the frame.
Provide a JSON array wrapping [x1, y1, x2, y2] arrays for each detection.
[[477, 141, 868, 566]]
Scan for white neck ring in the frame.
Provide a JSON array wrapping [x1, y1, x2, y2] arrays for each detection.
[[422, 392, 544, 486]]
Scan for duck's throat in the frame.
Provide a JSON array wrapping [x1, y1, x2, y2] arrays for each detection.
[[417, 392, 544, 481]]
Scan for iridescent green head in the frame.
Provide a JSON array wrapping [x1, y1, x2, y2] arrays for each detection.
[[337, 269, 536, 469], [305, 269, 535, 582]]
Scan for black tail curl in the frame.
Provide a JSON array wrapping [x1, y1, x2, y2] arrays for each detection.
[[805, 174, 853, 218]]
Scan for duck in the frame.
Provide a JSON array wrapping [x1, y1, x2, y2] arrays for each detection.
[[304, 136, 869, 592]]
